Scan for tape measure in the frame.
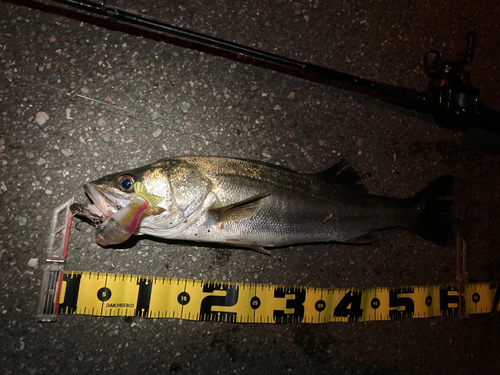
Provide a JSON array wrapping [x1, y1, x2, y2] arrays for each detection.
[[37, 270, 499, 323], [37, 198, 500, 323]]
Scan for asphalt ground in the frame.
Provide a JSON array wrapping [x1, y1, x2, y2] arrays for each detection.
[[1, 0, 500, 374]]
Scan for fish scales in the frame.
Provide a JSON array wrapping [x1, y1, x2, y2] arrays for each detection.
[[169, 158, 403, 244]]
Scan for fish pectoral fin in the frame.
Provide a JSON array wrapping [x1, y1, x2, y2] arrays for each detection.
[[224, 239, 272, 255], [344, 233, 379, 244], [141, 205, 166, 218], [209, 192, 271, 222]]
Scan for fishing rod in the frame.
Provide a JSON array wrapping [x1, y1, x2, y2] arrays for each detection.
[[6, 0, 500, 133]]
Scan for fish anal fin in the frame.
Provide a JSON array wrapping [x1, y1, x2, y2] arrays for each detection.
[[344, 233, 379, 244], [316, 159, 366, 191], [209, 192, 271, 222], [249, 246, 272, 255], [224, 239, 272, 255]]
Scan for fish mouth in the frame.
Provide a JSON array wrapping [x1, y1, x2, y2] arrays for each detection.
[[82, 183, 128, 219]]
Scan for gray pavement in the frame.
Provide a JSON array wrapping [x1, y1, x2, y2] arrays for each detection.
[[1, 0, 500, 374]]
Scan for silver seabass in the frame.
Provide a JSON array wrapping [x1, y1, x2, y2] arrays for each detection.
[[72, 157, 454, 253]]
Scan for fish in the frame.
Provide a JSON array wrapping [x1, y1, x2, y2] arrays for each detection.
[[71, 156, 455, 254]]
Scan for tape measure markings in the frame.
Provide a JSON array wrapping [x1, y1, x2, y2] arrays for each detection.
[[46, 271, 500, 323]]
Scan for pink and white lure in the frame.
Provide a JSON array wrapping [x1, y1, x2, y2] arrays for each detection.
[[95, 182, 162, 246]]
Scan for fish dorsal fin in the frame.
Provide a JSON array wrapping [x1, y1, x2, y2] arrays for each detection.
[[209, 192, 271, 222], [316, 159, 366, 191], [134, 181, 163, 207]]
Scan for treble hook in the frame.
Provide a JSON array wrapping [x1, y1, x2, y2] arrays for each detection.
[[74, 217, 102, 230]]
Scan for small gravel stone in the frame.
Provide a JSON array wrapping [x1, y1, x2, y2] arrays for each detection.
[[81, 87, 89, 94], [26, 152, 34, 159], [97, 118, 106, 127], [28, 258, 39, 269], [35, 111, 49, 125], [154, 264, 166, 274], [62, 149, 74, 157], [180, 102, 191, 113], [151, 111, 161, 120], [273, 105, 282, 111], [104, 95, 115, 105], [153, 129, 162, 138], [18, 217, 27, 226]]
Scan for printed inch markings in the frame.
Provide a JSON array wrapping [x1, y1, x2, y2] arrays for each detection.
[[439, 285, 461, 316], [179, 279, 206, 321], [102, 274, 142, 317], [311, 288, 335, 323], [360, 287, 389, 322], [75, 272, 108, 316], [330, 288, 364, 323], [198, 282, 240, 322], [417, 285, 442, 318], [466, 283, 500, 314], [57, 271, 500, 323], [250, 284, 280, 323], [58, 271, 81, 315], [249, 285, 306, 324], [302, 287, 325, 324], [148, 278, 191, 319], [240, 283, 261, 323]]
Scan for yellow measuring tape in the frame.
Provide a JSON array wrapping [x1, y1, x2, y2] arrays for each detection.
[[39, 270, 499, 323]]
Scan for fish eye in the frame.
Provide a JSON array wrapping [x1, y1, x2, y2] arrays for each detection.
[[118, 175, 135, 192]]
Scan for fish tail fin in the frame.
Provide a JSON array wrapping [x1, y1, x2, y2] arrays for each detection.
[[407, 175, 455, 246]]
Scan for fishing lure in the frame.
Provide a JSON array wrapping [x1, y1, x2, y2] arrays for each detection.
[[95, 181, 163, 246]]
